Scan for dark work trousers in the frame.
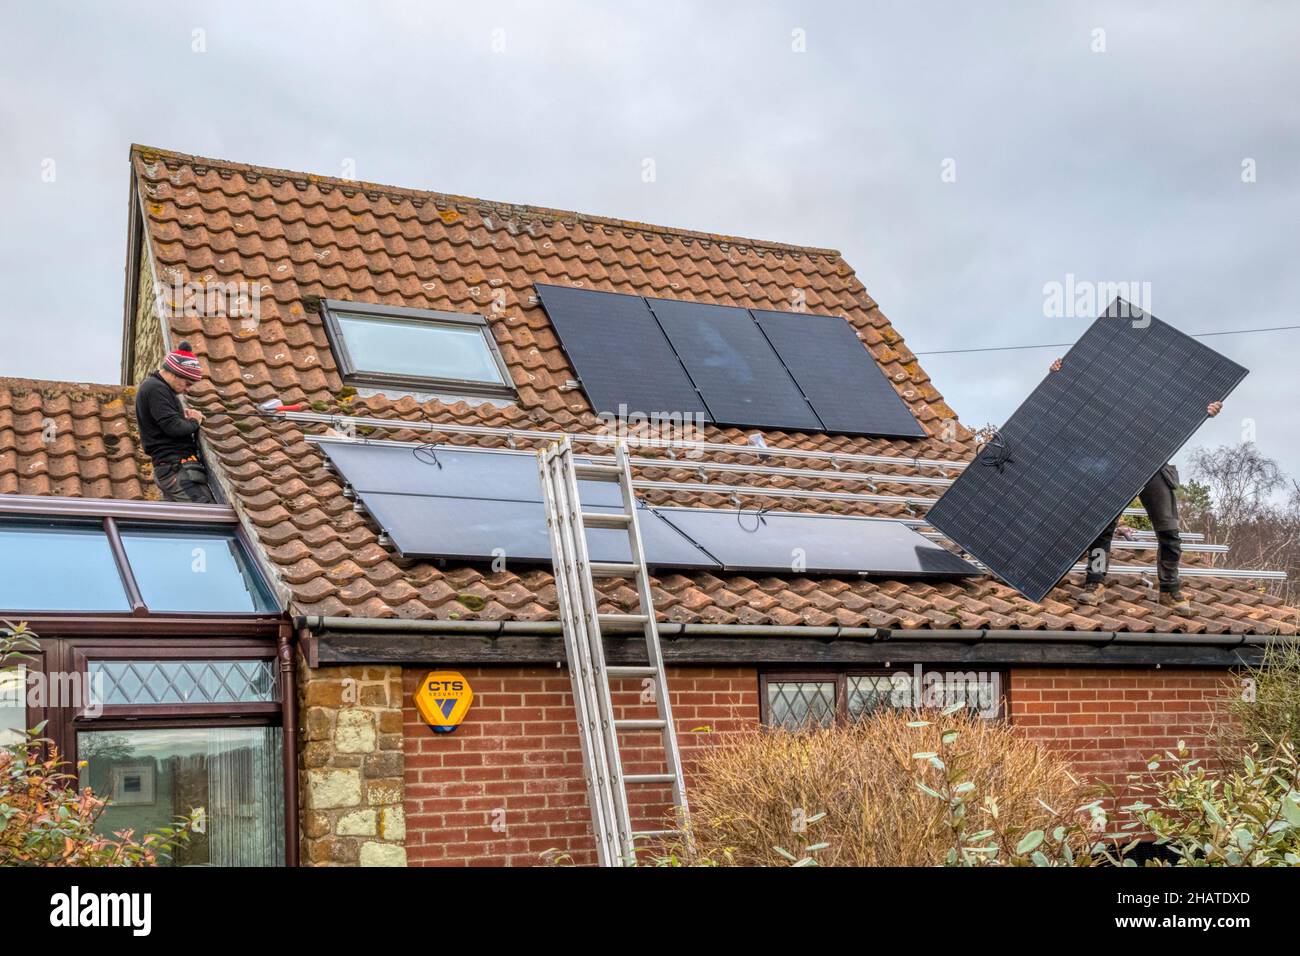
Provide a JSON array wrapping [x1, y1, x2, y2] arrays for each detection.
[[1085, 464, 1182, 593], [152, 453, 216, 504]]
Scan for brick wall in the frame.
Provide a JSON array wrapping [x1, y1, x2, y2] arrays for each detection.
[[1010, 668, 1231, 813], [402, 666, 759, 866], [397, 664, 1232, 865]]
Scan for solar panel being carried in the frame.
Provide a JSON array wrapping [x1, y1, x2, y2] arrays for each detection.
[[925, 300, 1248, 603], [753, 309, 926, 438], [534, 284, 709, 423], [648, 297, 823, 431], [654, 507, 978, 577]]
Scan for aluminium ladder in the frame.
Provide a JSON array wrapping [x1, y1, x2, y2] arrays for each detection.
[[537, 436, 691, 866]]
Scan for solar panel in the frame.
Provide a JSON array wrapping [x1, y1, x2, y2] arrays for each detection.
[[355, 493, 721, 569], [319, 441, 622, 507], [653, 507, 978, 577], [534, 284, 710, 422], [925, 301, 1248, 602], [648, 298, 823, 431], [752, 309, 926, 438]]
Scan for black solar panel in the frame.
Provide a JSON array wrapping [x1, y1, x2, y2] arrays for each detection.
[[925, 302, 1247, 602], [534, 284, 710, 422], [355, 493, 720, 569], [648, 297, 823, 431], [752, 309, 925, 438], [319, 441, 622, 507], [654, 508, 978, 577]]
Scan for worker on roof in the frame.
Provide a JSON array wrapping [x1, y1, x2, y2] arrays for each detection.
[[135, 342, 215, 504], [1050, 357, 1222, 616]]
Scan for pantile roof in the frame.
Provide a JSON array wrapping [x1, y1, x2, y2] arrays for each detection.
[[3, 144, 1293, 638]]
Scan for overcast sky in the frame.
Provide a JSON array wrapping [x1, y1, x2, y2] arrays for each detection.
[[2, 1, 1297, 480]]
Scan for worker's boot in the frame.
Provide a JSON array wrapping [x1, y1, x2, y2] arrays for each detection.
[[1077, 582, 1106, 607], [1158, 590, 1193, 616]]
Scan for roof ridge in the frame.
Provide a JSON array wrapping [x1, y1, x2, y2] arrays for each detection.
[[129, 143, 846, 260], [0, 376, 133, 394]]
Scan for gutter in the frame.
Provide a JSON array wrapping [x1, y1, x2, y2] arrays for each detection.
[[296, 615, 1288, 647], [296, 616, 880, 640]]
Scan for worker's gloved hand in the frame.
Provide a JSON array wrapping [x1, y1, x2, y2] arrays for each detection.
[[1207, 401, 1223, 417], [1050, 358, 1063, 373], [1114, 525, 1135, 541], [185, 408, 206, 424]]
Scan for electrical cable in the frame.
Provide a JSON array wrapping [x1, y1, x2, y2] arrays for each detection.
[[913, 324, 1300, 356], [737, 503, 773, 532]]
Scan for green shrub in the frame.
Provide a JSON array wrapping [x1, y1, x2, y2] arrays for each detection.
[[1122, 737, 1300, 866]]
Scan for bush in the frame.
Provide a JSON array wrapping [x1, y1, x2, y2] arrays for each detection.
[[1122, 737, 1300, 866], [0, 738, 194, 866], [1217, 640, 1300, 757], [682, 708, 1094, 866]]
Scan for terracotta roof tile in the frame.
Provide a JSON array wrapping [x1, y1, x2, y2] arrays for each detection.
[[11, 146, 1293, 638], [0, 378, 154, 502]]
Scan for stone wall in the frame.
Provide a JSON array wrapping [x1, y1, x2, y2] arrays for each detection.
[[298, 660, 408, 866], [130, 242, 166, 384]]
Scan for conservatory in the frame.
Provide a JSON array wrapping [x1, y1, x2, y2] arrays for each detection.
[[0, 494, 293, 866]]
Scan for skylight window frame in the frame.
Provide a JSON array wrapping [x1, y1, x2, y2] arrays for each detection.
[[0, 497, 280, 620], [319, 299, 517, 401]]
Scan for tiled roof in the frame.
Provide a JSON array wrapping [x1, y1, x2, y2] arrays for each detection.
[[0, 378, 155, 501], [57, 144, 1291, 635]]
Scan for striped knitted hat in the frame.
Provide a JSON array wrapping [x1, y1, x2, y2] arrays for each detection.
[[163, 341, 203, 381]]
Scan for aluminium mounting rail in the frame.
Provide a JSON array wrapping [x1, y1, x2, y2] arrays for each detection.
[[313, 432, 1277, 583], [537, 436, 691, 867], [306, 432, 1152, 519], [276, 408, 970, 471]]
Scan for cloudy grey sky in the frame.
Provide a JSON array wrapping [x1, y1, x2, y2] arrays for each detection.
[[2, 1, 1297, 478]]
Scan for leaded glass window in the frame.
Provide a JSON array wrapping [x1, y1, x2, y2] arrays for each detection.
[[766, 680, 836, 730], [847, 674, 898, 719], [89, 659, 278, 706]]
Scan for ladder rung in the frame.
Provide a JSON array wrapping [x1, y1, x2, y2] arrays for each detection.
[[589, 561, 639, 578], [598, 613, 650, 627], [581, 511, 631, 529], [574, 463, 624, 481], [615, 718, 667, 731], [624, 773, 677, 785], [606, 666, 657, 678]]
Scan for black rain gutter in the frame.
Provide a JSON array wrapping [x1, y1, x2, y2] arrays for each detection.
[[295, 616, 1292, 668]]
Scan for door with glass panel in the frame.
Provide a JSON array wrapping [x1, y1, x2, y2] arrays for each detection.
[[74, 650, 285, 866]]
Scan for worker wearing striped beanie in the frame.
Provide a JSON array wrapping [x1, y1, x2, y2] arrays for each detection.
[[135, 341, 215, 503], [163, 344, 204, 381]]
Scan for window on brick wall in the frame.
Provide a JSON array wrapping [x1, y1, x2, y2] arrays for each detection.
[[761, 669, 1008, 729]]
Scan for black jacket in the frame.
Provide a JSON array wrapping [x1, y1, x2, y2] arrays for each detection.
[[135, 371, 200, 463]]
